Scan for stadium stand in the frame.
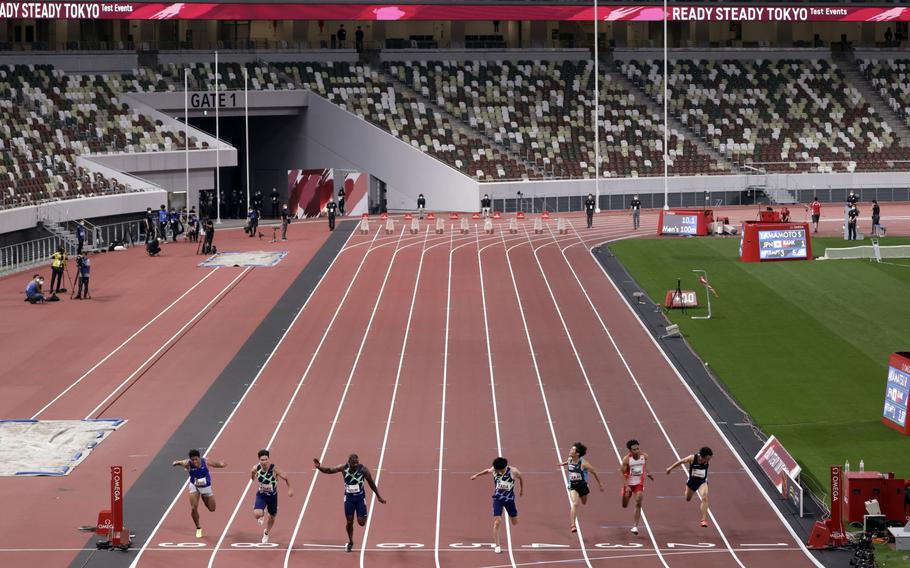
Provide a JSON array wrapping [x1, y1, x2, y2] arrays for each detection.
[[620, 58, 910, 173], [858, 58, 910, 129]]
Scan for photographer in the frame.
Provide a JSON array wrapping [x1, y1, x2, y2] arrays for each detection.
[[50, 246, 68, 294], [25, 274, 46, 304], [202, 218, 216, 254], [74, 254, 91, 300], [280, 204, 290, 240], [187, 207, 199, 242], [76, 221, 86, 255], [247, 207, 260, 238], [169, 208, 182, 242]]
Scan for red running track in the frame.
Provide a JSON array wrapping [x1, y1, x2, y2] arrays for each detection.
[[122, 209, 830, 568], [0, 223, 330, 567]]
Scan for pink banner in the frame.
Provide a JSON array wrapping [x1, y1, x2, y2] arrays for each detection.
[[0, 3, 908, 22], [754, 435, 801, 494]]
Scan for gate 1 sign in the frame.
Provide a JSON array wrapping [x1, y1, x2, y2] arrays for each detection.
[[882, 352, 910, 435]]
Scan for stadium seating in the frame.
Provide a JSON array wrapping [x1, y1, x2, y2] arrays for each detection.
[[0, 64, 203, 210], [858, 58, 910, 129], [620, 58, 910, 172], [131, 62, 287, 92], [387, 59, 724, 178]]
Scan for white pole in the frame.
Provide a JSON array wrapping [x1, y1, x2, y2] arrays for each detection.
[[663, 0, 670, 210], [185, 68, 189, 218], [594, 0, 601, 213], [215, 50, 222, 224], [244, 65, 250, 215]]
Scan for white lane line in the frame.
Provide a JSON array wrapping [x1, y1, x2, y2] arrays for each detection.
[[358, 225, 430, 568], [499, 229, 593, 568], [433, 227, 455, 568], [578, 231, 826, 568], [522, 226, 670, 568], [476, 225, 518, 568], [281, 225, 412, 567], [84, 267, 252, 419], [32, 267, 222, 419], [128, 226, 364, 568]]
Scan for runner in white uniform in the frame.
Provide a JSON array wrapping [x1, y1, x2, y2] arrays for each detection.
[[619, 439, 654, 535]]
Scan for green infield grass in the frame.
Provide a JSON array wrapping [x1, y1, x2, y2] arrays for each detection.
[[608, 236, 910, 503]]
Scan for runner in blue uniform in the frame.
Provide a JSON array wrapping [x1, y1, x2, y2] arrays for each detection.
[[559, 442, 604, 533], [171, 449, 226, 538], [314, 454, 386, 552], [666, 446, 713, 527], [471, 457, 524, 554], [251, 449, 293, 543]]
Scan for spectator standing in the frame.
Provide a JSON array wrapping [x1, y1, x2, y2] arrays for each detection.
[[252, 190, 264, 212], [145, 207, 156, 239], [75, 221, 86, 255], [847, 204, 859, 240], [169, 208, 181, 242], [481, 194, 492, 218], [417, 193, 426, 219], [270, 187, 280, 218], [630, 195, 642, 230], [50, 246, 68, 294], [326, 198, 338, 231], [338, 186, 346, 217], [886, 28, 894, 46], [584, 193, 596, 229], [158, 205, 169, 240], [337, 24, 347, 48], [847, 192, 859, 207], [188, 207, 199, 242], [871, 200, 882, 237], [809, 197, 821, 234], [355, 26, 365, 52], [280, 204, 290, 240]]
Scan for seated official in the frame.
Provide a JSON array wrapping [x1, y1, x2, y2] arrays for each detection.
[[25, 275, 46, 304]]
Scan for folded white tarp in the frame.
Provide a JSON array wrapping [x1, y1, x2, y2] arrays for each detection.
[[0, 419, 125, 476]]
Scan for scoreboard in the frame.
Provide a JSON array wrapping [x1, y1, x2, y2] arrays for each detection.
[[882, 352, 910, 435], [658, 209, 713, 236], [757, 228, 809, 260]]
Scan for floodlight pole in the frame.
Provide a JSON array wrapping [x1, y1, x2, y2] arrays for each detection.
[[692, 269, 711, 320], [594, 0, 601, 213], [244, 66, 250, 215], [184, 68, 190, 220], [663, 0, 670, 211], [215, 50, 222, 224]]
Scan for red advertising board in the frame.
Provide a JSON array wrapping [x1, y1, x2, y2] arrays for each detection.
[[3, 3, 909, 22], [658, 209, 713, 236], [740, 221, 812, 262], [754, 435, 801, 494]]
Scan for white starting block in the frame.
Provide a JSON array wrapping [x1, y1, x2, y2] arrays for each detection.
[[557, 218, 568, 234], [435, 217, 445, 234], [410, 218, 419, 234], [460, 218, 469, 234], [533, 218, 543, 234], [508, 218, 518, 234], [359, 219, 370, 235], [889, 521, 910, 550], [385, 219, 394, 235], [484, 219, 494, 234]]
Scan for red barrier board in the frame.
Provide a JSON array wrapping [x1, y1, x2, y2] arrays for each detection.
[[739, 221, 812, 262], [658, 209, 713, 236], [754, 435, 801, 494], [882, 352, 910, 435]]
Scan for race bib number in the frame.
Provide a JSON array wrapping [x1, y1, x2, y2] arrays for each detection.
[[345, 484, 362, 494], [630, 465, 643, 476], [496, 480, 514, 492], [258, 483, 275, 493], [691, 469, 706, 479], [194, 478, 208, 487], [568, 472, 582, 482]]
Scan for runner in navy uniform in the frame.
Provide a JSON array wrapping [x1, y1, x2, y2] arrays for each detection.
[[314, 454, 386, 552], [251, 449, 293, 543], [666, 446, 713, 527], [559, 442, 604, 533], [171, 449, 226, 538], [471, 457, 524, 554]]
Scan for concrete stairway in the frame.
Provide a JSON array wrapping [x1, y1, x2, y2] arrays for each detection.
[[839, 58, 910, 146]]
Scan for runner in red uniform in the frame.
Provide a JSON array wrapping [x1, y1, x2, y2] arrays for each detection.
[[619, 439, 654, 535], [809, 197, 822, 233]]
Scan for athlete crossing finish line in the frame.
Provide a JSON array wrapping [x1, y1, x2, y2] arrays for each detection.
[[252, 449, 294, 543], [666, 447, 713, 527], [559, 442, 604, 533], [171, 449, 227, 538], [471, 457, 525, 554], [619, 439, 654, 536], [313, 454, 386, 552]]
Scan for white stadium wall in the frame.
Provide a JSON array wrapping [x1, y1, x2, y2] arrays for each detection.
[[0, 190, 167, 234]]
